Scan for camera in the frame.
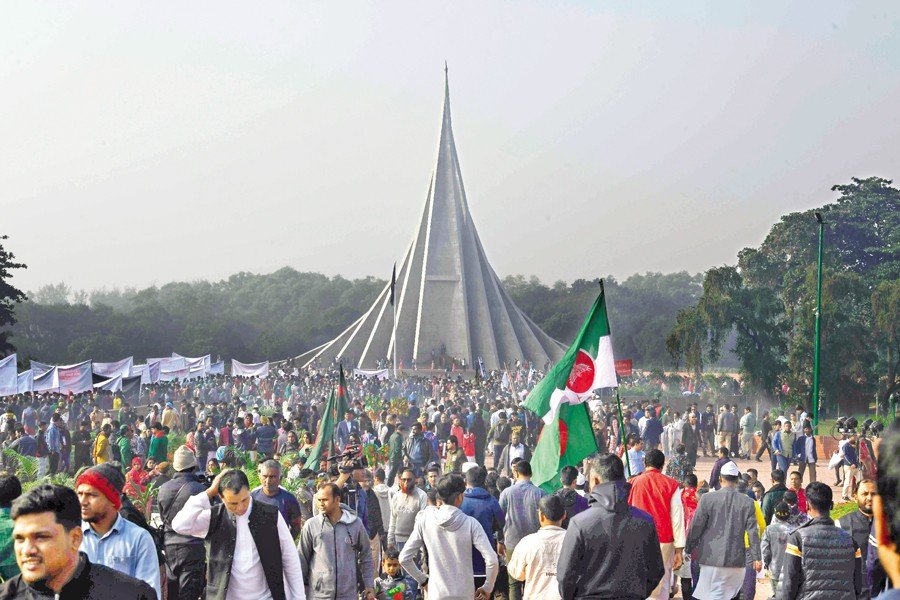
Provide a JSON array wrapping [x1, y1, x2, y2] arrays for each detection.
[[196, 473, 213, 486], [334, 444, 363, 473], [835, 416, 858, 434]]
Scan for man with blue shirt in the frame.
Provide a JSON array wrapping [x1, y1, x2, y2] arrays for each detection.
[[499, 460, 546, 600], [76, 463, 161, 599]]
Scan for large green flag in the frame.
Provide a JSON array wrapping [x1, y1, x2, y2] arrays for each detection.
[[305, 364, 350, 471], [524, 288, 618, 491]]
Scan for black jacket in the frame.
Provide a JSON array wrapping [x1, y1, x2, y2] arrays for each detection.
[[557, 482, 663, 600], [779, 516, 862, 600], [157, 471, 208, 546], [0, 553, 155, 600], [839, 510, 874, 600]]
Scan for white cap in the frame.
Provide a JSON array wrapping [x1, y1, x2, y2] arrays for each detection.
[[461, 462, 480, 474], [721, 461, 740, 477], [576, 473, 586, 486]]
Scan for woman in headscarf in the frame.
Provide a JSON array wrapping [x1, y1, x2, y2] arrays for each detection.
[[124, 456, 149, 497]]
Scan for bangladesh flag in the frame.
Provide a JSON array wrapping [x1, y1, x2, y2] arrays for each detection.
[[305, 364, 350, 471], [524, 287, 618, 491]]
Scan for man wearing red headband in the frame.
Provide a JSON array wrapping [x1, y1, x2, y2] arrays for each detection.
[[76, 464, 162, 599]]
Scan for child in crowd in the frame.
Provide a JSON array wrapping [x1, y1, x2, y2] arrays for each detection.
[[374, 548, 416, 600], [761, 502, 793, 598]]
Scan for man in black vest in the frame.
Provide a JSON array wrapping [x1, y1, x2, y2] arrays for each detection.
[[172, 469, 305, 600]]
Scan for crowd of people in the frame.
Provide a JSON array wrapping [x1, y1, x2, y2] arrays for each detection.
[[0, 363, 895, 600]]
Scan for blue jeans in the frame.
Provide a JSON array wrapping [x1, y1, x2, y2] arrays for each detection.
[[776, 454, 790, 473]]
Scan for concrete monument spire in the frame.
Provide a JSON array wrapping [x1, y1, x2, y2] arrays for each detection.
[[295, 68, 564, 371]]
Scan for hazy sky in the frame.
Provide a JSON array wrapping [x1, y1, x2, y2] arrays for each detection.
[[2, 2, 898, 294]]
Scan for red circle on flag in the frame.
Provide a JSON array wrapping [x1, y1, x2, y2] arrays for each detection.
[[567, 350, 595, 394]]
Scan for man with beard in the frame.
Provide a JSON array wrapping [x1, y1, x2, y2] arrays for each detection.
[[387, 468, 427, 599], [839, 479, 877, 600], [75, 464, 162, 599]]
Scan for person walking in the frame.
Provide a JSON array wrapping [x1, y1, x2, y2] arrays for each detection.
[[385, 424, 407, 487], [386, 468, 428, 552], [841, 433, 860, 501], [508, 495, 567, 600], [739, 407, 756, 460], [299, 482, 374, 600], [682, 413, 700, 467], [398, 474, 498, 600], [684, 461, 762, 600], [761, 469, 789, 525], [755, 414, 773, 463], [773, 420, 796, 473], [496, 432, 531, 478], [628, 449, 685, 600], [761, 502, 793, 598], [795, 423, 818, 483], [156, 445, 208, 600], [173, 469, 306, 600], [552, 466, 589, 528], [460, 466, 505, 592], [779, 481, 862, 599], [556, 453, 664, 600], [499, 460, 547, 600]]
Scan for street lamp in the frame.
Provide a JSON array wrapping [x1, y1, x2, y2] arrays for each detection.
[[812, 212, 825, 434]]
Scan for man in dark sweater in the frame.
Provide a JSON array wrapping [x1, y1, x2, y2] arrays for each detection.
[[0, 484, 155, 599], [557, 453, 663, 600]]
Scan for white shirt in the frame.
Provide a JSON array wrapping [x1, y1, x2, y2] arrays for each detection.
[[172, 493, 306, 600], [507, 526, 566, 600], [509, 444, 526, 462]]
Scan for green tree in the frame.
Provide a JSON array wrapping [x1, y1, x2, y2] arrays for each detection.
[[872, 280, 900, 409], [0, 235, 27, 357]]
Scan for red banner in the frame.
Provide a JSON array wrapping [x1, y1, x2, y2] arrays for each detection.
[[615, 359, 633, 377]]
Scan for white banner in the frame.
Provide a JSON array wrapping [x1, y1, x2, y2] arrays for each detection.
[[93, 357, 133, 378], [57, 360, 93, 394], [208, 361, 225, 375], [33, 367, 59, 392], [131, 363, 159, 385], [159, 367, 190, 382], [30, 361, 54, 377], [148, 357, 185, 371], [231, 360, 269, 378], [17, 370, 33, 394], [186, 364, 207, 379], [172, 353, 211, 369], [353, 368, 390, 380], [0, 354, 16, 397], [94, 374, 123, 392]]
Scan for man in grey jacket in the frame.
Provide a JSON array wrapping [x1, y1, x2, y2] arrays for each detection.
[[685, 460, 761, 599], [299, 482, 375, 600], [399, 474, 498, 600]]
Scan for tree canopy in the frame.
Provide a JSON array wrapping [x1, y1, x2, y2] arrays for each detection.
[[0, 235, 27, 357], [667, 177, 900, 413]]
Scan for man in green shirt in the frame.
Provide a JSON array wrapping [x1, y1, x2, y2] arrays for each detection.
[[148, 423, 169, 463], [118, 425, 134, 467], [0, 474, 22, 581]]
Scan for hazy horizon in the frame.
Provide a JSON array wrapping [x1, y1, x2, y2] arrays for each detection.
[[3, 2, 898, 293]]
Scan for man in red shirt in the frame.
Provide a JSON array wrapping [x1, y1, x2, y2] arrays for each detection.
[[628, 448, 685, 600]]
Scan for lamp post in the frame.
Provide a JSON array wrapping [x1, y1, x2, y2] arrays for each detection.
[[812, 212, 825, 434]]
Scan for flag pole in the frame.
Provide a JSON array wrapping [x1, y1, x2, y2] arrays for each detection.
[[391, 263, 398, 380], [597, 276, 631, 477], [615, 389, 631, 476]]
